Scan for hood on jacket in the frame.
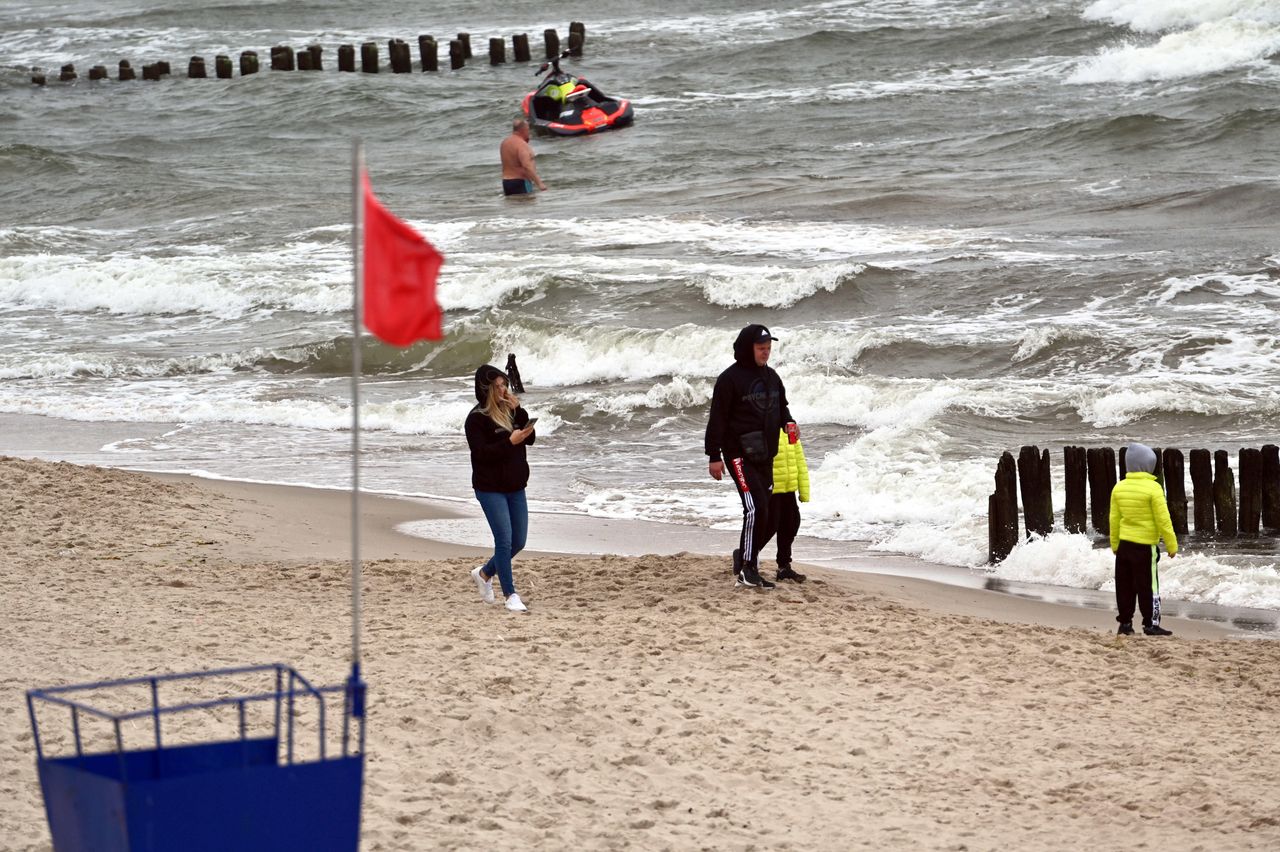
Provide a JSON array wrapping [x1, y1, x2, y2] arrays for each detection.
[[474, 364, 506, 404], [732, 324, 778, 366], [1126, 442, 1157, 474]]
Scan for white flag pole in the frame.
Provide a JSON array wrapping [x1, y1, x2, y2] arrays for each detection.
[[349, 139, 366, 710]]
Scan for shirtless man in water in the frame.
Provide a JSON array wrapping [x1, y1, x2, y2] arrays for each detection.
[[500, 118, 547, 196]]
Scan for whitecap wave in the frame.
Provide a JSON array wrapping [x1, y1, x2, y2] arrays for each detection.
[[1072, 1, 1280, 83]]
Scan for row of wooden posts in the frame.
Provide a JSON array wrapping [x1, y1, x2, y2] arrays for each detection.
[[31, 23, 586, 84], [988, 445, 1280, 563]]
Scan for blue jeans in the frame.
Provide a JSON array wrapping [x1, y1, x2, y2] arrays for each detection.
[[474, 489, 528, 597]]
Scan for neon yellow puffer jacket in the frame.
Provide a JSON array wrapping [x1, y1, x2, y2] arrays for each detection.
[[771, 429, 810, 502], [1108, 472, 1178, 555]]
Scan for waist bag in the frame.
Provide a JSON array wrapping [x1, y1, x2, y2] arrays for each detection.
[[739, 431, 767, 466]]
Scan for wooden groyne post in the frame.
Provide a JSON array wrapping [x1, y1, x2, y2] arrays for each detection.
[[1264, 444, 1280, 531], [1214, 450, 1238, 536], [544, 28, 560, 59], [1240, 448, 1263, 535], [512, 33, 531, 63], [419, 36, 438, 72], [568, 22, 586, 56], [389, 39, 411, 73], [988, 452, 1019, 562], [988, 443, 1280, 563], [270, 45, 295, 71], [361, 42, 379, 73], [297, 50, 321, 70], [1063, 445, 1087, 534], [1086, 447, 1115, 536], [1017, 446, 1053, 538], [1189, 449, 1214, 533], [1163, 449, 1188, 535]]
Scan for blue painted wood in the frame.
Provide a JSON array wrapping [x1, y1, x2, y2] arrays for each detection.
[[39, 740, 363, 851], [29, 665, 365, 852]]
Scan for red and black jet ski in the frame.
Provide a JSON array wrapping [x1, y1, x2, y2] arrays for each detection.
[[521, 54, 634, 137]]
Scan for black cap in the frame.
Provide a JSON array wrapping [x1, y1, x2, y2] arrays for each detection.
[[756, 326, 778, 342]]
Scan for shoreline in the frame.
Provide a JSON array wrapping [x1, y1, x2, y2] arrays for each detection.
[[152, 465, 1264, 640], [3, 411, 1276, 636], [5, 439, 1270, 639]]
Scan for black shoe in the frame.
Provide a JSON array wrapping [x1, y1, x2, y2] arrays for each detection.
[[736, 566, 775, 590], [776, 565, 806, 583], [1117, 622, 1134, 635], [731, 548, 742, 576], [1143, 624, 1173, 636]]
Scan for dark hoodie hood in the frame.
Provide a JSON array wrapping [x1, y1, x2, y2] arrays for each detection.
[[474, 364, 506, 404], [732, 324, 778, 366]]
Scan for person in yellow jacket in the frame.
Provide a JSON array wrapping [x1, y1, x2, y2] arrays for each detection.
[[1109, 442, 1177, 637], [763, 424, 810, 583]]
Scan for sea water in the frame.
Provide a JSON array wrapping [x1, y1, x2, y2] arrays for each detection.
[[3, 0, 1280, 612]]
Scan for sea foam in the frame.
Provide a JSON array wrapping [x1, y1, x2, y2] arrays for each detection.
[[1072, 1, 1280, 83]]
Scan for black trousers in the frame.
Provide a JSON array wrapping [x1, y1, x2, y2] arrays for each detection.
[[728, 456, 772, 570], [762, 491, 800, 567], [1115, 539, 1162, 627]]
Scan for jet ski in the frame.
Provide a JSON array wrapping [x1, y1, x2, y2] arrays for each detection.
[[521, 53, 634, 137]]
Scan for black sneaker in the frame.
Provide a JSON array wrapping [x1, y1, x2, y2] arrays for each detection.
[[776, 565, 806, 583], [737, 566, 775, 590], [1143, 624, 1173, 636], [1117, 622, 1134, 636]]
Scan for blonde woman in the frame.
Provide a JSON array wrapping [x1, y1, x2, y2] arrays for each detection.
[[465, 364, 536, 612]]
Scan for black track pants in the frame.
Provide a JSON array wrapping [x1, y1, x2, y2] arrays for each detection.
[[728, 456, 772, 570], [763, 491, 800, 567], [1115, 540, 1162, 627]]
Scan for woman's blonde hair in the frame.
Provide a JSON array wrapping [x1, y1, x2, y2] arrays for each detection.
[[482, 380, 516, 432]]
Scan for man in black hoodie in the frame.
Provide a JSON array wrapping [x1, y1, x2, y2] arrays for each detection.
[[705, 324, 800, 589]]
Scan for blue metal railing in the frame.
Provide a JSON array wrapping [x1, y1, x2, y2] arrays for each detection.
[[26, 663, 364, 780]]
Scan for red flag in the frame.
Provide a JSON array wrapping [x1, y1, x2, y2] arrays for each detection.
[[362, 172, 444, 345]]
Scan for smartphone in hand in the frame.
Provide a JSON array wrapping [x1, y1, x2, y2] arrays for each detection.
[[524, 417, 538, 429]]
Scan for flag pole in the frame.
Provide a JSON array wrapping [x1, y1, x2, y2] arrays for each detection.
[[348, 139, 366, 718]]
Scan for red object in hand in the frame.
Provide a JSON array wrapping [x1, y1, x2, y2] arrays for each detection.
[[786, 422, 799, 444]]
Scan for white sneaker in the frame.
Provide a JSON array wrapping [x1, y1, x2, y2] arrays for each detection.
[[470, 566, 495, 604], [505, 593, 528, 613]]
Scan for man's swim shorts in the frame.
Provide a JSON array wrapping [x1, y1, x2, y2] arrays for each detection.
[[503, 179, 534, 196]]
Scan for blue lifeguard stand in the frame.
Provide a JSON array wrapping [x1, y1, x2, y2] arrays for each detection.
[[27, 663, 365, 851]]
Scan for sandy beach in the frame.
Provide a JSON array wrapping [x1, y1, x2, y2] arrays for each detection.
[[3, 455, 1280, 851]]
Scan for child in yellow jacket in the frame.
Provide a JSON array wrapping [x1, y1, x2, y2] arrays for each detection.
[[1109, 442, 1178, 637], [764, 425, 810, 583]]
